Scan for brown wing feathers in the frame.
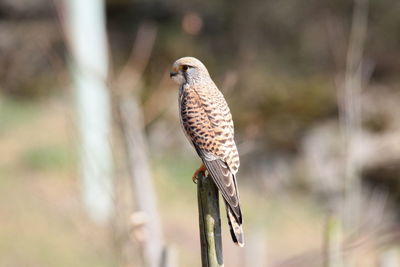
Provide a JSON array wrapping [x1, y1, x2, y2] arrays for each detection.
[[203, 159, 242, 223]]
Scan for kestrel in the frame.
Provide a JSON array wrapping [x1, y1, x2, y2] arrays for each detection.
[[170, 57, 244, 247]]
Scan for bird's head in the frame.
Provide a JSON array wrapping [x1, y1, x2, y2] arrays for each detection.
[[170, 57, 210, 85]]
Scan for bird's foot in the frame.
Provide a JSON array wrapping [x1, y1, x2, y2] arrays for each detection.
[[192, 163, 206, 184]]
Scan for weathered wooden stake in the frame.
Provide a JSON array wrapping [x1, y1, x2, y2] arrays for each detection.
[[197, 172, 224, 267]]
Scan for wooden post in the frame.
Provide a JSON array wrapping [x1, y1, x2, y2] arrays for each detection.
[[197, 172, 224, 267]]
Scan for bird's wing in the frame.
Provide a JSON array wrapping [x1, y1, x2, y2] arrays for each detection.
[[180, 83, 242, 222]]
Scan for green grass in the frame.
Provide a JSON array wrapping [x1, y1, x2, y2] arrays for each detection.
[[21, 143, 73, 171], [155, 154, 199, 187], [0, 175, 114, 267], [0, 98, 39, 133]]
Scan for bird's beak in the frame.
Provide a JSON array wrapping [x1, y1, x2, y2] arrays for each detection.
[[170, 71, 178, 78]]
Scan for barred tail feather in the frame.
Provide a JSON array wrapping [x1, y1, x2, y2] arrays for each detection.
[[225, 201, 244, 247]]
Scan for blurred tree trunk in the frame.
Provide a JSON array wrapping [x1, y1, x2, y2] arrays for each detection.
[[119, 94, 164, 267], [65, 0, 113, 223], [115, 23, 165, 267]]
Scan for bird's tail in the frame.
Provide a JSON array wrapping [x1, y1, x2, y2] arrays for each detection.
[[225, 201, 244, 247]]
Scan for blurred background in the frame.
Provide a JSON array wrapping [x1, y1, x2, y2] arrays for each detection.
[[1, 0, 400, 266]]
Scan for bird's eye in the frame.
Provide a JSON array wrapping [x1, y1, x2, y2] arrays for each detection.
[[181, 65, 189, 72]]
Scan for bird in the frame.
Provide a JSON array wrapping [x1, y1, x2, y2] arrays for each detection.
[[170, 56, 244, 247]]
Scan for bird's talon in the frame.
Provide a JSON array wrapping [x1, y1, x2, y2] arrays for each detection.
[[192, 163, 206, 184]]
